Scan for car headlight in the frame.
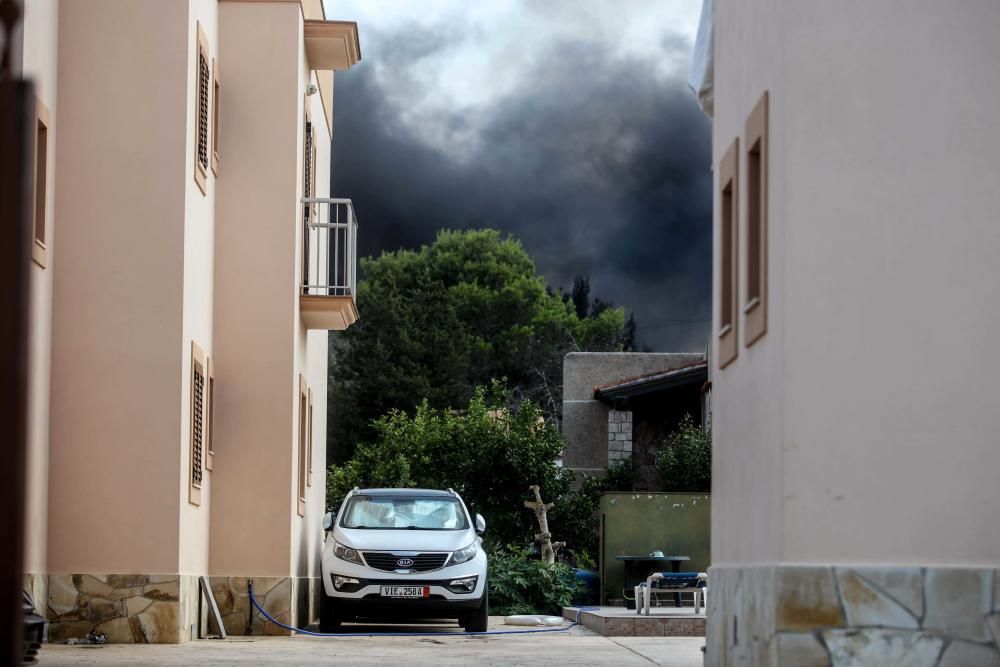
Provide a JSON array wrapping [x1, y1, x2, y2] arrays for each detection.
[[451, 542, 477, 565], [333, 540, 363, 565]]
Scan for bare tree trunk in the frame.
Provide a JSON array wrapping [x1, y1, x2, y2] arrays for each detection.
[[524, 485, 565, 565]]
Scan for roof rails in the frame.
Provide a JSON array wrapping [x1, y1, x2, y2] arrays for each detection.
[[447, 488, 456, 496]]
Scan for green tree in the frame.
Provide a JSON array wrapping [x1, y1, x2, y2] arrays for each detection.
[[327, 383, 570, 549], [329, 229, 628, 462], [656, 415, 712, 492]]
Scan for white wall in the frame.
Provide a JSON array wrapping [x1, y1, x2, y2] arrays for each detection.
[[210, 1, 302, 577], [21, 0, 59, 578], [712, 0, 1000, 566], [178, 0, 219, 578], [49, 0, 190, 574], [291, 48, 334, 579], [779, 0, 1000, 563], [710, 0, 785, 566]]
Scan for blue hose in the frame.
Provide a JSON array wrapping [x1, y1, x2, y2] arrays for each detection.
[[247, 580, 597, 637]]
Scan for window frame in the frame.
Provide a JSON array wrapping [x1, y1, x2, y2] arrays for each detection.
[[303, 103, 317, 219], [297, 375, 308, 517], [306, 388, 313, 487], [31, 97, 50, 268], [194, 22, 210, 195], [211, 58, 220, 176], [205, 356, 215, 471], [744, 91, 769, 346], [718, 138, 740, 369], [301, 102, 317, 288], [189, 342, 207, 506]]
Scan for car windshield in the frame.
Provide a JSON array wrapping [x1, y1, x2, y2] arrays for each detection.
[[340, 496, 469, 530]]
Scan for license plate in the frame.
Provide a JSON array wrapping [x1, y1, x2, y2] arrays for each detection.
[[380, 585, 429, 598]]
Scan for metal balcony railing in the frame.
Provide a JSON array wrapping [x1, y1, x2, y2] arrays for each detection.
[[301, 198, 358, 298]]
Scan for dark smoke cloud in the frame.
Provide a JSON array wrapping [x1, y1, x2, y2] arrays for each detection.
[[330, 22, 712, 351]]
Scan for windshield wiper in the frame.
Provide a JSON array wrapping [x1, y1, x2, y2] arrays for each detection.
[[404, 525, 437, 530]]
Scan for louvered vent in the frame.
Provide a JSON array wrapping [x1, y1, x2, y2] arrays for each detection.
[[304, 121, 314, 219], [192, 365, 205, 486], [197, 49, 210, 173]]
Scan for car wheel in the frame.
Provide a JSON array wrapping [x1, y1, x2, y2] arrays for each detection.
[[319, 594, 343, 633], [463, 588, 488, 633]]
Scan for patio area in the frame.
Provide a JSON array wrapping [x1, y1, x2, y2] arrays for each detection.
[[564, 606, 706, 637]]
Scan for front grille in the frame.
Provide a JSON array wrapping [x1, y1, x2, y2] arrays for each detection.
[[362, 552, 449, 572]]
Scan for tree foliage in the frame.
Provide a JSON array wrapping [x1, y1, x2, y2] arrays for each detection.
[[329, 229, 630, 461], [656, 415, 712, 492], [327, 383, 571, 549]]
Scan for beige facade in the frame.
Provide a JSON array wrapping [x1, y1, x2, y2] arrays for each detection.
[[702, 1, 1000, 665], [19, 0, 360, 643]]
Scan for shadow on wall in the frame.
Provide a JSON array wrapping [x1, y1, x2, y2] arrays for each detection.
[[599, 492, 710, 605]]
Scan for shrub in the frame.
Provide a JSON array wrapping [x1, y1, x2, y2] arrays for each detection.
[[488, 546, 584, 616], [656, 415, 712, 492], [327, 382, 571, 549]]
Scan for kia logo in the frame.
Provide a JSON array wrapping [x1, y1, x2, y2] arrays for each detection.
[[396, 558, 415, 568]]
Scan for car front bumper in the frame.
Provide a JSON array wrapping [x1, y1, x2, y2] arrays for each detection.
[[327, 589, 483, 620], [322, 547, 487, 600]]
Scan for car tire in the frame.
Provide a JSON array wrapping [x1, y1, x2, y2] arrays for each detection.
[[319, 594, 343, 633], [463, 588, 488, 633]]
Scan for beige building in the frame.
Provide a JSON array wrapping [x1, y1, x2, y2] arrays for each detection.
[[18, 0, 360, 643], [696, 1, 1000, 665]]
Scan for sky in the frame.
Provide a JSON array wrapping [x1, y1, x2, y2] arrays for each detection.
[[323, 0, 712, 351]]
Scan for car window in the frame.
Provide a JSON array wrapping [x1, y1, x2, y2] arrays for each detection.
[[341, 496, 469, 530]]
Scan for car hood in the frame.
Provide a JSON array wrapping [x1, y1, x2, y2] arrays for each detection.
[[335, 527, 475, 553]]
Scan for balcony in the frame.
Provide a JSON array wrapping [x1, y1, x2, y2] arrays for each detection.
[[300, 198, 359, 330]]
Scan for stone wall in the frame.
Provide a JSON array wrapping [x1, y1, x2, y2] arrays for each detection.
[[632, 410, 675, 490], [46, 573, 199, 643], [607, 409, 632, 464], [208, 575, 318, 638], [706, 564, 1000, 666], [44, 573, 318, 643]]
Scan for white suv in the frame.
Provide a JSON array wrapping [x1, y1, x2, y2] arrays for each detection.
[[320, 488, 489, 632]]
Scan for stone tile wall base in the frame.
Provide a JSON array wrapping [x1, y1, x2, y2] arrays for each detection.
[[45, 573, 197, 643], [42, 573, 318, 643], [209, 575, 319, 637], [706, 564, 1000, 667]]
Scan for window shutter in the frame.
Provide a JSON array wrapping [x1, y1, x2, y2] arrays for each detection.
[[303, 120, 314, 220], [192, 365, 205, 486], [189, 342, 207, 505], [198, 49, 210, 173]]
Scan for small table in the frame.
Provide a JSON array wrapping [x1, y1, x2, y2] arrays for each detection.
[[615, 556, 690, 608]]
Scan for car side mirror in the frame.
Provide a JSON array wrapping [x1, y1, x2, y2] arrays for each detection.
[[475, 514, 486, 535], [322, 512, 334, 531]]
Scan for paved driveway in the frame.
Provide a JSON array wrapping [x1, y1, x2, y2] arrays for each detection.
[[42, 619, 704, 666]]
